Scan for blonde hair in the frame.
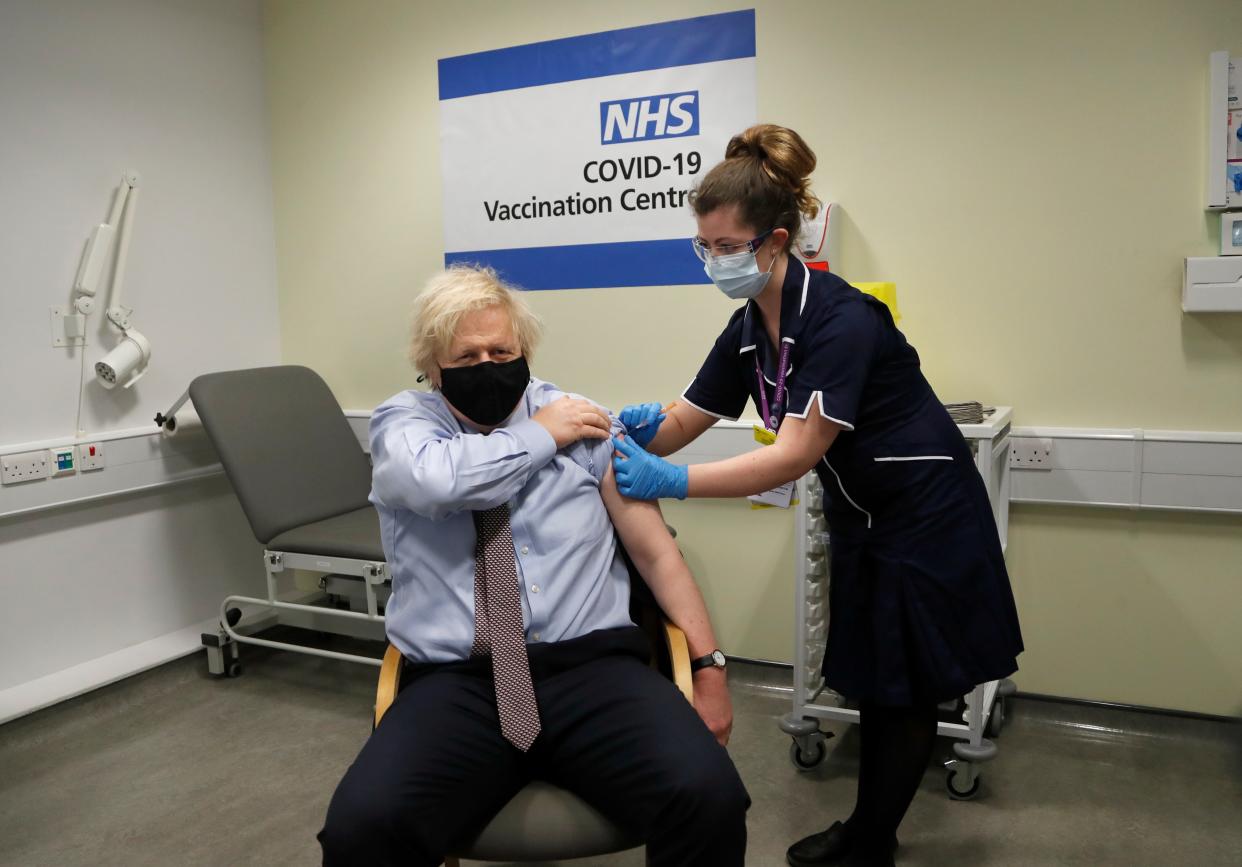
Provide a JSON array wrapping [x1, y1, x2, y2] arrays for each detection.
[[689, 124, 818, 251], [407, 265, 543, 378]]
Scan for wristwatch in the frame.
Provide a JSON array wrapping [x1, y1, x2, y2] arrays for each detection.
[[690, 649, 727, 672]]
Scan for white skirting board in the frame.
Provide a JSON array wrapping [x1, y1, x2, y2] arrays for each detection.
[[0, 595, 333, 724], [1008, 428, 1242, 514], [0, 618, 216, 725], [7, 413, 1242, 522]]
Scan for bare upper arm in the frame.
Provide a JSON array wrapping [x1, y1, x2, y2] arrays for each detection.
[[599, 464, 679, 573]]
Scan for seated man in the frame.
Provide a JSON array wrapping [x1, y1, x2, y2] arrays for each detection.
[[319, 265, 749, 866]]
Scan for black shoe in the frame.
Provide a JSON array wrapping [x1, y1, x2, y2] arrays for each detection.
[[786, 822, 898, 867], [786, 822, 853, 866]]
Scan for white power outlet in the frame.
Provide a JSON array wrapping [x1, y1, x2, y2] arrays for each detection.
[[78, 442, 105, 471], [1010, 437, 1053, 470], [1, 450, 50, 485]]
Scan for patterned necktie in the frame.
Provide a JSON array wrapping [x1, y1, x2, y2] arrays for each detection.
[[471, 504, 542, 752]]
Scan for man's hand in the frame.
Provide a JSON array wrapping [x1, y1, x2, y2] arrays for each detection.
[[692, 668, 733, 746], [533, 396, 611, 449]]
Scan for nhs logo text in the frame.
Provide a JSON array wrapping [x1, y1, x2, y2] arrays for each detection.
[[600, 91, 700, 145]]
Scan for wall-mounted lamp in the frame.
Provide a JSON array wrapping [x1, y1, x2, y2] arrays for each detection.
[[73, 171, 151, 389]]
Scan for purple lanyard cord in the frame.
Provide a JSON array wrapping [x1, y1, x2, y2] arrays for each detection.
[[755, 341, 791, 433]]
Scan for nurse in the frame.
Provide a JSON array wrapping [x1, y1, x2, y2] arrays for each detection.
[[612, 124, 1023, 867]]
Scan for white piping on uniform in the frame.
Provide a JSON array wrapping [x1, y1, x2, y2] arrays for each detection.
[[798, 261, 810, 315], [873, 455, 953, 462], [761, 363, 795, 387], [821, 457, 872, 529], [678, 383, 740, 421], [782, 392, 856, 431]]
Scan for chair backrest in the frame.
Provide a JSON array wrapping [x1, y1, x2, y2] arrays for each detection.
[[188, 365, 373, 545]]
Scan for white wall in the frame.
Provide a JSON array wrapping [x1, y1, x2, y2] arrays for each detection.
[[0, 0, 280, 716]]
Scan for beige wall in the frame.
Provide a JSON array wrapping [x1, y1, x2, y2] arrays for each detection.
[[264, 0, 1242, 715]]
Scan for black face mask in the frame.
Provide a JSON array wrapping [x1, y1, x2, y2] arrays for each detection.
[[439, 356, 531, 427]]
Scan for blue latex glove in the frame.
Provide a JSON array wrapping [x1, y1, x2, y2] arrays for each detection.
[[619, 402, 666, 449], [612, 435, 688, 500]]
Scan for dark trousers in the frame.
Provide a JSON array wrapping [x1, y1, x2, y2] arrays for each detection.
[[318, 628, 749, 866]]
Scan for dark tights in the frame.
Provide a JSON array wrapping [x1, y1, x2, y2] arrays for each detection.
[[845, 701, 939, 858]]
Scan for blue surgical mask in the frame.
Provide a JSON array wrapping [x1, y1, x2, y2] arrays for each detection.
[[704, 248, 774, 300]]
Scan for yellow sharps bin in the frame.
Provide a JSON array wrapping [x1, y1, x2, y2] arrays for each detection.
[[852, 281, 900, 323]]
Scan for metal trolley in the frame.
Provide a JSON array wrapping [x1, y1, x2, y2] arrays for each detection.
[[779, 407, 1015, 800]]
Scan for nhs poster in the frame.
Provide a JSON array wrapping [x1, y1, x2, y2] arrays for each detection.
[[438, 10, 758, 290]]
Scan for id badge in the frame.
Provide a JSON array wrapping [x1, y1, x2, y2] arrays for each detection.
[[748, 425, 796, 510]]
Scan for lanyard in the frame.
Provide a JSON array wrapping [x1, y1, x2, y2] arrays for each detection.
[[755, 340, 791, 433]]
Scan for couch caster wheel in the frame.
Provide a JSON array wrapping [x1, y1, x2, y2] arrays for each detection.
[[226, 662, 243, 678]]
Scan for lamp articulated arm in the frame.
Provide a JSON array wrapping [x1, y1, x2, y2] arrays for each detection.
[[73, 171, 139, 320]]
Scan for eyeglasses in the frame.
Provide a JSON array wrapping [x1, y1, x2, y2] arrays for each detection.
[[691, 228, 774, 263]]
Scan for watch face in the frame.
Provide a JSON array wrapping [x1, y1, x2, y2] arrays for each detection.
[[711, 650, 727, 667]]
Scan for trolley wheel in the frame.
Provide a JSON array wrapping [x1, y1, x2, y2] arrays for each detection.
[[946, 767, 981, 800], [985, 695, 1006, 738], [789, 737, 826, 771], [226, 662, 243, 678]]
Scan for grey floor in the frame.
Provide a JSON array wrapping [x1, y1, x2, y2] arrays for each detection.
[[2, 635, 1240, 867]]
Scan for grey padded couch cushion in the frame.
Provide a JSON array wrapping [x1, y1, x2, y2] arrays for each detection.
[[189, 366, 374, 545], [266, 506, 384, 560]]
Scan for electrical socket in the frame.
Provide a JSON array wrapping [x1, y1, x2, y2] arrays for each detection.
[[1, 450, 50, 485], [78, 442, 105, 471], [1009, 437, 1053, 470]]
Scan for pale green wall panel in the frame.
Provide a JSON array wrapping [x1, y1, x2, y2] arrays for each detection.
[[263, 0, 1242, 714]]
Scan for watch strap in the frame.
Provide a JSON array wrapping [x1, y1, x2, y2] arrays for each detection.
[[689, 650, 726, 672]]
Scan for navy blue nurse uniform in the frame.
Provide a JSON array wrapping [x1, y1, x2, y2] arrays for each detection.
[[682, 258, 1023, 706]]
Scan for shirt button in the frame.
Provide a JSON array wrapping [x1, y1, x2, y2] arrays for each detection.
[[520, 545, 529, 555], [530, 584, 540, 593], [532, 632, 541, 641]]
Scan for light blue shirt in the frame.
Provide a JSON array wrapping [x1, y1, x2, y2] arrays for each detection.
[[369, 378, 634, 663]]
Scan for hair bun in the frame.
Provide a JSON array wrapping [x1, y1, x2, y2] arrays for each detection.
[[724, 124, 818, 219]]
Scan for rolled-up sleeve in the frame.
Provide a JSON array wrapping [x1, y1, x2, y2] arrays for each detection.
[[369, 399, 556, 520], [565, 410, 626, 485]]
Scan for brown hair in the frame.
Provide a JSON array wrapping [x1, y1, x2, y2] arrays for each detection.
[[690, 124, 818, 251]]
